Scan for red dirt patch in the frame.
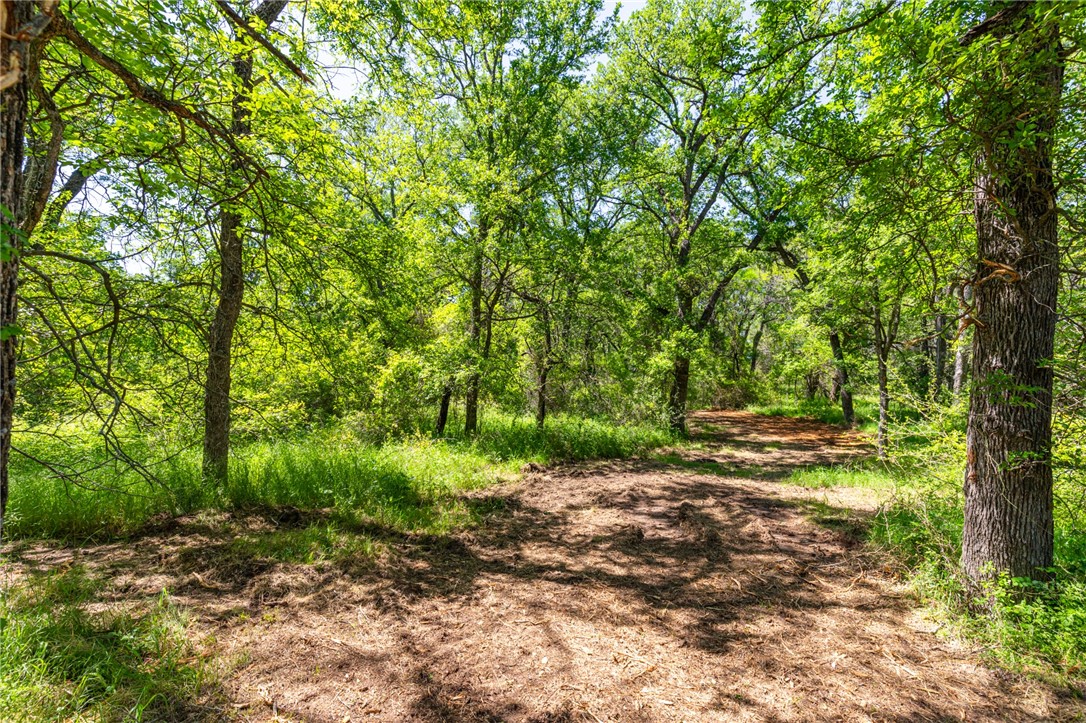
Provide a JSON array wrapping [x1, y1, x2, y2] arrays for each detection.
[[5, 411, 1082, 721]]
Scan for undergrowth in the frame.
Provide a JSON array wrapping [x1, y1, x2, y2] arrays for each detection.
[[0, 566, 216, 722], [5, 412, 672, 542], [1, 412, 672, 718], [747, 395, 879, 431], [762, 394, 1086, 687]]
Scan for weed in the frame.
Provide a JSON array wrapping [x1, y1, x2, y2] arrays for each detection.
[[0, 566, 216, 721]]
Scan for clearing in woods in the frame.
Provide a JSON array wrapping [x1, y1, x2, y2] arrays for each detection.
[[7, 411, 1082, 721]]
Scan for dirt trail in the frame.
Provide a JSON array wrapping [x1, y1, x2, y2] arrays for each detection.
[[11, 411, 1083, 721]]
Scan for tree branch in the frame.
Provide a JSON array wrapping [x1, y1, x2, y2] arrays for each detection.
[[213, 0, 312, 84]]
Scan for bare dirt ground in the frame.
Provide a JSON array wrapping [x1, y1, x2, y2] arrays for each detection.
[[10, 410, 1086, 721]]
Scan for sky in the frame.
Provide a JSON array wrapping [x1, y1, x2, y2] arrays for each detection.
[[320, 0, 651, 101], [602, 0, 648, 22]]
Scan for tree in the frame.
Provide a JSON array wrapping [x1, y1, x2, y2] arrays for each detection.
[[203, 0, 294, 484], [959, 2, 1066, 582], [0, 0, 48, 534], [603, 0, 759, 434], [362, 0, 607, 434]]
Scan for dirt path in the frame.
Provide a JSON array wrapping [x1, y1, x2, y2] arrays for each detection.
[[11, 411, 1083, 721]]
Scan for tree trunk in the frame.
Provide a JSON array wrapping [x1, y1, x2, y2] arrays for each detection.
[[749, 320, 764, 376], [829, 331, 854, 426], [667, 354, 690, 435], [464, 247, 483, 436], [535, 307, 553, 428], [536, 363, 548, 428], [934, 314, 948, 396], [876, 352, 889, 460], [203, 207, 244, 483], [962, 4, 1063, 583], [435, 383, 452, 436], [0, 0, 35, 531], [202, 1, 286, 483]]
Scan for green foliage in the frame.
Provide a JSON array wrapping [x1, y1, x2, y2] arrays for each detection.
[[868, 406, 1086, 685], [0, 567, 213, 722], [7, 0, 1086, 698], [786, 463, 899, 490]]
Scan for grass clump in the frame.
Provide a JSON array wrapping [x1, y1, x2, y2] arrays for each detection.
[[0, 566, 215, 722], [446, 412, 675, 463]]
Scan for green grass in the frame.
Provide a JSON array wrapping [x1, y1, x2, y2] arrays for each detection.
[[762, 404, 1086, 689], [444, 412, 675, 462], [6, 412, 672, 543], [871, 494, 1086, 687], [1, 412, 673, 718], [816, 408, 1086, 688], [0, 566, 216, 722], [785, 463, 901, 490], [747, 395, 879, 431]]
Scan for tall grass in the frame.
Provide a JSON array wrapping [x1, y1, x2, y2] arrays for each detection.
[[4, 412, 673, 542]]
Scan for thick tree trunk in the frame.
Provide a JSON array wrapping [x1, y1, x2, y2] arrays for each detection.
[[667, 354, 690, 435], [435, 384, 452, 436], [829, 331, 854, 427], [961, 4, 1063, 583], [0, 0, 35, 531]]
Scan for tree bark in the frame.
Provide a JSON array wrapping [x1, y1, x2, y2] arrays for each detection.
[[961, 4, 1063, 583], [435, 383, 452, 436], [934, 314, 948, 396], [464, 247, 483, 436], [0, 0, 36, 531], [536, 363, 548, 428], [667, 354, 690, 435], [535, 307, 553, 428], [829, 331, 854, 426], [203, 206, 244, 483], [748, 320, 764, 376], [202, 0, 286, 483]]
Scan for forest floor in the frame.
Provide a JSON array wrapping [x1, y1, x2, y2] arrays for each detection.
[[8, 411, 1085, 722]]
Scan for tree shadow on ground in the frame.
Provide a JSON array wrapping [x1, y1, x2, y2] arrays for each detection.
[[3, 411, 1068, 722]]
